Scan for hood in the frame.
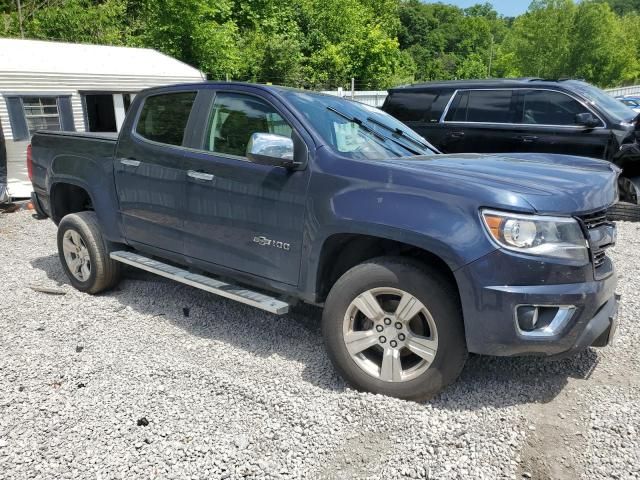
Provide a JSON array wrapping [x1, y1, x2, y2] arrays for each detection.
[[383, 152, 620, 214]]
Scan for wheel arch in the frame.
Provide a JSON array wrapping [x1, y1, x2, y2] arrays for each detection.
[[313, 232, 461, 304]]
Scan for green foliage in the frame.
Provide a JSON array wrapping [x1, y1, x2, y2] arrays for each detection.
[[1, 0, 640, 89]]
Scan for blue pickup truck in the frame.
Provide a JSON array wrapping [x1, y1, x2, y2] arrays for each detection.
[[29, 82, 620, 400]]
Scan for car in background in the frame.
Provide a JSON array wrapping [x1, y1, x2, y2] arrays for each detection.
[[616, 96, 640, 113], [382, 79, 640, 221]]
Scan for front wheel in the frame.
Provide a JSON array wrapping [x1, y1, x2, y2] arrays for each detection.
[[609, 177, 640, 222], [322, 257, 467, 401]]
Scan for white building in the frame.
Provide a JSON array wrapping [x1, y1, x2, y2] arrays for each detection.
[[0, 38, 205, 199]]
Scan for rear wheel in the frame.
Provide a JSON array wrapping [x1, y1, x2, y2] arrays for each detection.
[[57, 211, 121, 294], [322, 257, 467, 401]]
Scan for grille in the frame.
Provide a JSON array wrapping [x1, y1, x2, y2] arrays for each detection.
[[593, 250, 606, 268], [577, 209, 612, 272], [580, 210, 609, 230]]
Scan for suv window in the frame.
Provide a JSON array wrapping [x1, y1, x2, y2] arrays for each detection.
[[204, 92, 292, 157], [521, 89, 592, 126], [136, 92, 196, 146], [445, 90, 514, 123], [384, 90, 453, 123]]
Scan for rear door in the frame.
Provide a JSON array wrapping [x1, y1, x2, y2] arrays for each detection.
[[440, 89, 521, 154], [383, 89, 455, 149], [180, 88, 311, 286], [513, 89, 610, 159], [114, 91, 197, 253]]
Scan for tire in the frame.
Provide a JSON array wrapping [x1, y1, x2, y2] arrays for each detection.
[[57, 211, 121, 294], [31, 192, 48, 219], [607, 201, 640, 222], [322, 257, 467, 401]]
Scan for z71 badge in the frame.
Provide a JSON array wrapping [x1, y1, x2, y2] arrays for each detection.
[[253, 236, 291, 251]]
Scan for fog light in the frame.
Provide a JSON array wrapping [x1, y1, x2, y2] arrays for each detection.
[[515, 305, 576, 337], [517, 306, 539, 331]]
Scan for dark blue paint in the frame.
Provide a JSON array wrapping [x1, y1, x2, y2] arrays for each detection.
[[30, 82, 620, 358]]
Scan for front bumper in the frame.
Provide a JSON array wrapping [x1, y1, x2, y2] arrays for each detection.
[[455, 249, 618, 357]]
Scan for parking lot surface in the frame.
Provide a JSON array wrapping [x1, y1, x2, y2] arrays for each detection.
[[0, 210, 638, 479]]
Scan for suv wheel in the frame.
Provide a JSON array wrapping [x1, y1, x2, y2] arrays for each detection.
[[609, 177, 640, 222], [57, 211, 121, 294], [322, 257, 467, 401]]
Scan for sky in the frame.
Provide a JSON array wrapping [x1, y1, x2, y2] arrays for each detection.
[[423, 0, 531, 17]]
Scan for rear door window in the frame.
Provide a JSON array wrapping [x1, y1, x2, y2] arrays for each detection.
[[445, 90, 514, 123], [520, 89, 594, 126], [384, 90, 453, 123], [136, 92, 197, 146]]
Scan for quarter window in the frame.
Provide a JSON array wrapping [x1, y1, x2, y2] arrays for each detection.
[[136, 92, 196, 146], [204, 93, 292, 157], [521, 90, 592, 126], [22, 97, 61, 135], [445, 90, 514, 124]]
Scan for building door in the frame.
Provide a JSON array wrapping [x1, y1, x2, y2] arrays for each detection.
[[83, 93, 134, 133]]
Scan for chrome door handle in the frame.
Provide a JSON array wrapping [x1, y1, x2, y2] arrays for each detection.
[[120, 158, 141, 167], [520, 135, 539, 143], [187, 170, 215, 181]]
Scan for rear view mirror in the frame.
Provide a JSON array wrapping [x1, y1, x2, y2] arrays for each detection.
[[246, 133, 298, 168], [575, 112, 600, 129]]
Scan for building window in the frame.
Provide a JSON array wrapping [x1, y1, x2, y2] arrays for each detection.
[[22, 97, 62, 135]]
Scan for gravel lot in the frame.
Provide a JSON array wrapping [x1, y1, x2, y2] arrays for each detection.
[[0, 210, 638, 480]]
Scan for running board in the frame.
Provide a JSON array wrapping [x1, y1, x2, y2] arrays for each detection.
[[109, 251, 290, 315]]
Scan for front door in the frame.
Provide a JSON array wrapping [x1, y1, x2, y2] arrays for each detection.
[[114, 91, 197, 253], [182, 90, 310, 286], [512, 89, 610, 159]]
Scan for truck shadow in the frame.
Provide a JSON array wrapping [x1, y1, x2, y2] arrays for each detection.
[[31, 254, 600, 410]]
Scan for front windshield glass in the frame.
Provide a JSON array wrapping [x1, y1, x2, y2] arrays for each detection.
[[282, 90, 437, 160], [568, 81, 637, 123]]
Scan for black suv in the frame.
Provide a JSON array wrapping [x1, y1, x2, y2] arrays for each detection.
[[383, 79, 640, 220]]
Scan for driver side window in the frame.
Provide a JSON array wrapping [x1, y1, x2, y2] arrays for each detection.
[[205, 93, 293, 157], [521, 90, 593, 126]]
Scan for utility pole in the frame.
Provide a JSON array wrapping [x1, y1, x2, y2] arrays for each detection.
[[487, 34, 494, 78], [16, 0, 24, 39], [351, 77, 355, 100]]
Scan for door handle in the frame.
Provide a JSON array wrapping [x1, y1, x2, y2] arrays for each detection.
[[120, 158, 141, 167], [187, 170, 215, 181], [520, 135, 539, 143], [449, 131, 465, 139]]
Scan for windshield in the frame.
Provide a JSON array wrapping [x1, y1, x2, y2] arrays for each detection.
[[282, 91, 437, 160], [568, 81, 637, 123]]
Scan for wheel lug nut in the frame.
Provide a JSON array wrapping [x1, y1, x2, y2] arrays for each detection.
[[395, 322, 403, 330], [384, 318, 392, 325], [398, 333, 405, 341], [376, 325, 384, 332], [390, 340, 398, 348], [379, 336, 387, 344]]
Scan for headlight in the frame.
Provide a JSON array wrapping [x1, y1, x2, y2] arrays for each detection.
[[481, 209, 588, 263]]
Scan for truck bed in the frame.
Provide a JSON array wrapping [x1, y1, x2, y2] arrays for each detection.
[[30, 130, 120, 221]]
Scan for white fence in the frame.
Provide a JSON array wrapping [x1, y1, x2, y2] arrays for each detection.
[[606, 85, 640, 97], [320, 89, 388, 107]]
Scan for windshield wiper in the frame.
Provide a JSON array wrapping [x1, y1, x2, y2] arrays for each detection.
[[326, 107, 406, 156], [365, 116, 438, 153], [327, 106, 429, 156]]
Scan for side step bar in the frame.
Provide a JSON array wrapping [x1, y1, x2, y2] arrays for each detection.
[[109, 251, 290, 315]]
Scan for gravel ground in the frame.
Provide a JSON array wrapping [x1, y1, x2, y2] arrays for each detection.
[[0, 210, 638, 480]]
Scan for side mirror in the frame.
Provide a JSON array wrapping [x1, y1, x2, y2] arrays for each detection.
[[575, 112, 600, 129], [246, 133, 298, 168]]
